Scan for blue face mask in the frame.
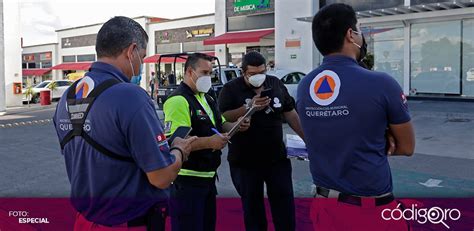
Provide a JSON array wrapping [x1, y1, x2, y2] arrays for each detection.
[[129, 48, 143, 84]]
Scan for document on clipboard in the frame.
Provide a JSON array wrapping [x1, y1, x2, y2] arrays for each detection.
[[228, 105, 257, 137]]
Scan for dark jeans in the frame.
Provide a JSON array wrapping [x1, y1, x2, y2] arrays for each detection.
[[150, 85, 155, 99], [169, 176, 217, 231], [230, 159, 296, 231]]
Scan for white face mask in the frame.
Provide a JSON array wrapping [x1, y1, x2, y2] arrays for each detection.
[[194, 74, 212, 93], [248, 74, 266, 88]]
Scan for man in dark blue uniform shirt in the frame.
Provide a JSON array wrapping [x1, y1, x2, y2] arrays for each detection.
[[296, 4, 415, 230], [53, 16, 196, 230]]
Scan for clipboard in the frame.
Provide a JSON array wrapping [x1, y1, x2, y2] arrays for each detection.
[[228, 105, 257, 137]]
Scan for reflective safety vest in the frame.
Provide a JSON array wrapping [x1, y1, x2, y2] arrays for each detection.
[[167, 83, 223, 178]]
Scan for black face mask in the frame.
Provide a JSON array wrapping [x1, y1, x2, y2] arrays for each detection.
[[358, 35, 368, 61]]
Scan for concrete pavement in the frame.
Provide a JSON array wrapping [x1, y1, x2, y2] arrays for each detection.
[[0, 100, 473, 198]]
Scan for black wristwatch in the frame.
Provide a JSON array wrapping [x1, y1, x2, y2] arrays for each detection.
[[170, 147, 186, 162]]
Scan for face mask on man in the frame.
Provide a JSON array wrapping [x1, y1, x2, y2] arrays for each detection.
[[248, 74, 266, 88], [129, 48, 143, 81], [352, 31, 367, 61], [193, 71, 212, 93]]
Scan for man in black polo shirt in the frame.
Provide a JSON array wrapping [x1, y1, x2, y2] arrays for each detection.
[[218, 51, 304, 231]]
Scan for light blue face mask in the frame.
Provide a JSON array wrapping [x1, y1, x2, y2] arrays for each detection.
[[129, 48, 143, 85]]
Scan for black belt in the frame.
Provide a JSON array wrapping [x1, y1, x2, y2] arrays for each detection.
[[127, 215, 147, 227], [316, 186, 394, 207], [126, 205, 167, 230]]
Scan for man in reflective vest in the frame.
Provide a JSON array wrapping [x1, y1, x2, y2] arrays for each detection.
[[163, 53, 250, 231]]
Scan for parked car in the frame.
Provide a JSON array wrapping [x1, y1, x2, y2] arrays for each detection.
[[210, 67, 242, 96], [22, 80, 73, 103], [267, 69, 306, 100], [155, 53, 241, 109]]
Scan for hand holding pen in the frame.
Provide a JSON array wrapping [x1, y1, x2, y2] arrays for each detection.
[[209, 128, 230, 151]]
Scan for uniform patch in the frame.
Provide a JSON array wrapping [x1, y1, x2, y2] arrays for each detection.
[[157, 133, 169, 150], [401, 93, 407, 104], [159, 144, 170, 152], [156, 133, 166, 142], [75, 76, 95, 99], [273, 97, 281, 108], [196, 109, 205, 116], [309, 70, 341, 106], [164, 121, 172, 133]]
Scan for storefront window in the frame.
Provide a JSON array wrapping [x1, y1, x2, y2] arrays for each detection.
[[462, 19, 474, 97], [77, 54, 96, 62], [410, 21, 461, 95], [62, 55, 76, 63], [371, 27, 404, 87], [228, 13, 275, 32], [247, 46, 275, 65], [41, 61, 52, 68]]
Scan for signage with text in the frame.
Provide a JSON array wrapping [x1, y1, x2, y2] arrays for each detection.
[[234, 0, 271, 13], [155, 25, 215, 44], [186, 28, 214, 39]]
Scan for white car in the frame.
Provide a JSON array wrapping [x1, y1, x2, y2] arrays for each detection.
[[467, 68, 474, 82], [267, 69, 306, 100], [22, 80, 72, 103], [211, 67, 243, 85]]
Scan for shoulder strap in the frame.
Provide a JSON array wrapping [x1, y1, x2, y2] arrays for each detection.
[[60, 78, 134, 163]]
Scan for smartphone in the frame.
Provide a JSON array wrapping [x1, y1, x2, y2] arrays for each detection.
[[260, 87, 272, 98], [168, 126, 192, 144]]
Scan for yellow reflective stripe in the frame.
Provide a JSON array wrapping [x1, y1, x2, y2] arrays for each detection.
[[195, 94, 226, 125], [178, 169, 216, 178]]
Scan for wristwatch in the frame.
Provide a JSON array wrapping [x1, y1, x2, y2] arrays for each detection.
[[170, 147, 186, 162]]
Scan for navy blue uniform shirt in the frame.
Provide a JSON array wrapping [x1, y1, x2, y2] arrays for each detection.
[[53, 62, 174, 225], [296, 55, 410, 196]]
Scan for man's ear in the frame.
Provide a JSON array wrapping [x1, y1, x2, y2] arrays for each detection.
[[124, 43, 137, 59], [346, 28, 355, 44], [184, 66, 191, 76]]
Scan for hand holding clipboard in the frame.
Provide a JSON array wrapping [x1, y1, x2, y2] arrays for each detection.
[[228, 105, 257, 138]]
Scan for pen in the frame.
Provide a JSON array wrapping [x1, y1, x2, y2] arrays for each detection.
[[211, 128, 232, 144]]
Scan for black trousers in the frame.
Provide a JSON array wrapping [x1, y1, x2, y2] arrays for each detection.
[[230, 159, 296, 231], [150, 85, 155, 99], [169, 175, 217, 231]]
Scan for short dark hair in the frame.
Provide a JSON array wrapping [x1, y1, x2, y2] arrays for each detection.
[[312, 3, 358, 56], [96, 16, 148, 58], [242, 51, 266, 72], [184, 53, 213, 72]]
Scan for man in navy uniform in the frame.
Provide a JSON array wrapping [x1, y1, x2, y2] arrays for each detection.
[[297, 4, 415, 230], [53, 16, 196, 231]]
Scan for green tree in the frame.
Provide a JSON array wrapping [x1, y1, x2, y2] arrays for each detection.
[[24, 86, 34, 107]]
